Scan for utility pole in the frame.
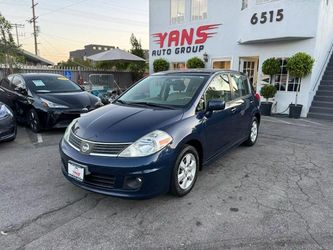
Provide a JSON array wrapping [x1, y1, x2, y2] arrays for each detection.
[[30, 0, 39, 55], [11, 23, 25, 46]]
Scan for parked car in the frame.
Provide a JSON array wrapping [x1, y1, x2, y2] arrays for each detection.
[[83, 74, 123, 104], [0, 73, 103, 132], [0, 101, 16, 142], [59, 70, 261, 199]]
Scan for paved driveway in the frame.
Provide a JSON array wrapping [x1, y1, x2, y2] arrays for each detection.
[[0, 117, 333, 250]]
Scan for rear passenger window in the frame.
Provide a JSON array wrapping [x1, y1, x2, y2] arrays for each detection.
[[230, 74, 250, 98], [205, 74, 232, 102]]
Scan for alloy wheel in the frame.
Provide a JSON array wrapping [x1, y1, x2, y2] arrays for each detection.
[[250, 120, 258, 143], [177, 153, 197, 190]]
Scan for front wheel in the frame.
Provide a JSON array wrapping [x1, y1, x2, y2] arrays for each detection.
[[244, 117, 259, 146], [28, 109, 41, 133], [170, 145, 199, 197]]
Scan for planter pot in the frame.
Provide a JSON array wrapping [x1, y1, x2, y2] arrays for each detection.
[[289, 104, 303, 119], [260, 102, 273, 116]]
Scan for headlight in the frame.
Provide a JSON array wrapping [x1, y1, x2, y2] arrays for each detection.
[[63, 119, 78, 142], [119, 130, 173, 157], [40, 98, 69, 109], [0, 104, 13, 119]]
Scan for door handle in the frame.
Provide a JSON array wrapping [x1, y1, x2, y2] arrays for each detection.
[[231, 107, 237, 113]]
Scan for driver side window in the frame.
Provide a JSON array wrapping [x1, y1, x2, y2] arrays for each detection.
[[11, 76, 26, 92], [205, 74, 232, 103]]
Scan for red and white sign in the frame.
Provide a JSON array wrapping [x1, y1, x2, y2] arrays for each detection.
[[151, 24, 221, 57]]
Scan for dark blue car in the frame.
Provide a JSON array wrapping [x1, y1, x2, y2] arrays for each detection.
[[60, 70, 261, 199]]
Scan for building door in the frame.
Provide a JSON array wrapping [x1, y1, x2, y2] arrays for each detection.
[[239, 57, 259, 89]]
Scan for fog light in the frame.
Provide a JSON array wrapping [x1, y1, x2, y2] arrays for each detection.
[[123, 176, 143, 190]]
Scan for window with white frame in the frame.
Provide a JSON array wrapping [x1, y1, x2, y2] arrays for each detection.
[[171, 0, 186, 24], [241, 0, 248, 10], [274, 58, 300, 92], [191, 0, 208, 20]]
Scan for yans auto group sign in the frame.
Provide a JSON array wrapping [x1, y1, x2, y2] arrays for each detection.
[[151, 24, 221, 57]]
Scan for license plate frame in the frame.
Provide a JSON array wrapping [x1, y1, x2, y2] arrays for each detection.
[[68, 161, 85, 182]]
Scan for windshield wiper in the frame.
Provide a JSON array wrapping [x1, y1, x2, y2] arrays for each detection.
[[128, 102, 175, 109], [114, 99, 127, 104]]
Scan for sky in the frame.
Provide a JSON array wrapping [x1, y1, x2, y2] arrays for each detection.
[[0, 0, 149, 63]]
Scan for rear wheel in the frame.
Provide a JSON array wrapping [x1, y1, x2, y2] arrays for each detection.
[[170, 145, 199, 197], [28, 109, 41, 133], [244, 117, 259, 146]]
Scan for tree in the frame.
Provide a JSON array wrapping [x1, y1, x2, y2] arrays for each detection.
[[286, 52, 315, 105], [262, 58, 280, 84], [153, 58, 169, 72], [0, 13, 22, 74], [186, 57, 205, 69], [129, 33, 146, 81]]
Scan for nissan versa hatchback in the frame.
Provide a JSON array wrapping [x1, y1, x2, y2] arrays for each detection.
[[59, 70, 261, 199]]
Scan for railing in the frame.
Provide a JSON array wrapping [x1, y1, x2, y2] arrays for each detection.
[[312, 41, 333, 91]]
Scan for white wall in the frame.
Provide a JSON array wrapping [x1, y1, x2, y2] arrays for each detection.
[[149, 0, 329, 117]]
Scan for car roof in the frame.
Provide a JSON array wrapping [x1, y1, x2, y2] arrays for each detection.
[[153, 69, 246, 76], [9, 73, 64, 78]]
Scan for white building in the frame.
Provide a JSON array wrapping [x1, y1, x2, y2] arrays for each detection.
[[149, 0, 333, 118]]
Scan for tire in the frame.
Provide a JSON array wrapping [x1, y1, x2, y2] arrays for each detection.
[[170, 145, 199, 197], [244, 117, 259, 146], [28, 109, 41, 133]]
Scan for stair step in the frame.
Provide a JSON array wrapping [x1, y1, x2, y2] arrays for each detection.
[[316, 90, 333, 96], [320, 80, 333, 86], [314, 96, 333, 102], [311, 100, 333, 108], [318, 85, 333, 91], [309, 106, 333, 114], [308, 112, 333, 121], [322, 75, 333, 80]]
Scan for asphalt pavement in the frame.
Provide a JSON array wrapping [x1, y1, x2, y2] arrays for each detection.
[[0, 116, 333, 250]]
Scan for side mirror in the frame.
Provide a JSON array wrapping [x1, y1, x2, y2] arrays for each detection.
[[206, 99, 226, 112], [15, 87, 27, 96]]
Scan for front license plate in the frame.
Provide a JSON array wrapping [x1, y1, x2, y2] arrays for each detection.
[[68, 162, 84, 182]]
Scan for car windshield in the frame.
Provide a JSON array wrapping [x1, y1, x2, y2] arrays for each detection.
[[117, 75, 208, 108], [24, 75, 82, 93]]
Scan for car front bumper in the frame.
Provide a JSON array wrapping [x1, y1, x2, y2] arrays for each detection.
[[59, 138, 175, 199], [0, 115, 16, 142]]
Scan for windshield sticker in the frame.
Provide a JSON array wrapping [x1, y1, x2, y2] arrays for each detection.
[[32, 80, 46, 87], [57, 77, 68, 80]]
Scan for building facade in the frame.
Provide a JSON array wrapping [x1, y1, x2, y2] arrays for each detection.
[[69, 44, 115, 61], [149, 0, 333, 117]]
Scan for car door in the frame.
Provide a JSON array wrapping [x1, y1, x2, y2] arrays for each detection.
[[10, 75, 31, 120], [229, 74, 253, 140], [201, 73, 234, 158]]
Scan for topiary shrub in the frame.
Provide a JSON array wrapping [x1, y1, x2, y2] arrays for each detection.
[[262, 58, 280, 84], [286, 52, 315, 105], [153, 58, 169, 72], [186, 57, 205, 69], [260, 84, 277, 102]]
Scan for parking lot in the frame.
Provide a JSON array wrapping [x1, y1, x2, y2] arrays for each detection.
[[0, 117, 333, 250]]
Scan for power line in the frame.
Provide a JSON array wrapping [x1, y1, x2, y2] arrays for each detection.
[[10, 23, 25, 46]]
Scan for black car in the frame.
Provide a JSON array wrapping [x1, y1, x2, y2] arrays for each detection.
[[0, 73, 103, 132], [0, 101, 16, 142]]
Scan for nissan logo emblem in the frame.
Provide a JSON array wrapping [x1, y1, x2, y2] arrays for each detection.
[[81, 142, 90, 153], [82, 108, 89, 112]]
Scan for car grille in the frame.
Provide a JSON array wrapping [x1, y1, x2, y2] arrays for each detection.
[[68, 130, 131, 156], [84, 173, 116, 189]]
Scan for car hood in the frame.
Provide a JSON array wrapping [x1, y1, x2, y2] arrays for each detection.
[[37, 91, 98, 109], [73, 104, 184, 143]]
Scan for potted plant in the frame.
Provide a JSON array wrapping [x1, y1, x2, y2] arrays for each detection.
[[286, 52, 315, 118], [262, 58, 280, 84], [186, 57, 205, 69], [260, 84, 277, 116], [153, 58, 170, 72], [259, 58, 280, 116]]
